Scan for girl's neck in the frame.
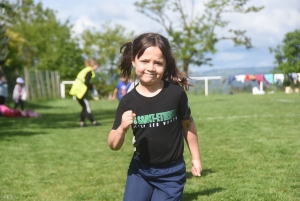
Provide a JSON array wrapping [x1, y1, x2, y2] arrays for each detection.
[[136, 80, 164, 97]]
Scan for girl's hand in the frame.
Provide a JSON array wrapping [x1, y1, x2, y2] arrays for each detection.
[[121, 110, 136, 131], [191, 159, 202, 177]]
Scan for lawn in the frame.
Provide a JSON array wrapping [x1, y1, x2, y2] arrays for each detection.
[[0, 92, 299, 201]]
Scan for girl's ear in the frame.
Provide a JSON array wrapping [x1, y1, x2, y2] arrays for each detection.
[[132, 60, 136, 68]]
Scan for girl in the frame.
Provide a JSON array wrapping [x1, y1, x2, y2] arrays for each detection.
[[111, 77, 131, 102], [69, 58, 100, 127], [108, 33, 202, 201], [13, 77, 27, 111]]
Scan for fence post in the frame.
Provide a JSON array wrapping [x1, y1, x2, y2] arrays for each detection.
[[39, 70, 46, 99], [55, 71, 60, 98], [35, 69, 42, 99], [50, 71, 56, 98], [46, 70, 52, 98], [24, 68, 30, 100]]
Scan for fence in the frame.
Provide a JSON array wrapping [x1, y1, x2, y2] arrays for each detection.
[[188, 76, 280, 95], [23, 68, 60, 101]]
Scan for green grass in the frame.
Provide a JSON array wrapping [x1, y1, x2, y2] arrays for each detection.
[[0, 92, 299, 201]]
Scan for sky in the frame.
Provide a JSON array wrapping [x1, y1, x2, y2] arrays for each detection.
[[34, 0, 300, 73]]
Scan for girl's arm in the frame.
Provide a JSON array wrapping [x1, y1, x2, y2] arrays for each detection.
[[108, 110, 135, 150], [111, 88, 118, 101], [84, 71, 94, 90], [182, 116, 202, 176], [12, 85, 18, 101]]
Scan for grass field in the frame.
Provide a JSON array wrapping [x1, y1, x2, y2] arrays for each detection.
[[0, 92, 299, 201]]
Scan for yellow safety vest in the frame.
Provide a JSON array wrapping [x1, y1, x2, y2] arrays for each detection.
[[69, 66, 95, 99]]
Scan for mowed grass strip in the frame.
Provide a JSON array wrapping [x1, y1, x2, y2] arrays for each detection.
[[0, 92, 299, 201]]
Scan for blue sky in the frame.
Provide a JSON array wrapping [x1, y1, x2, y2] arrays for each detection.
[[34, 0, 300, 73]]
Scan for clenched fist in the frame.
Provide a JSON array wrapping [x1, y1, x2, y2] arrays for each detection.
[[121, 110, 136, 130]]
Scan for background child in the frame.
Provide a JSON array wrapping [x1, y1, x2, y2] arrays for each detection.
[[0, 75, 8, 105], [69, 58, 100, 127], [108, 32, 202, 201], [13, 77, 26, 111], [111, 77, 131, 101]]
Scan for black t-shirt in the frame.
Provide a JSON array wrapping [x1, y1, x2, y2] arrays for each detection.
[[112, 81, 191, 165]]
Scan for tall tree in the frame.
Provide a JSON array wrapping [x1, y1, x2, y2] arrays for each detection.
[[81, 22, 134, 77], [0, 1, 13, 72], [80, 22, 134, 96], [0, 23, 8, 70], [3, 0, 84, 79], [269, 29, 300, 74], [134, 0, 263, 74], [4, 29, 24, 73]]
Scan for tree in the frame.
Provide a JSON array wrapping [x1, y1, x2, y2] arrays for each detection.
[[80, 22, 134, 97], [269, 29, 300, 74], [3, 0, 84, 79], [0, 1, 13, 24], [134, 0, 263, 74], [0, 23, 8, 69], [4, 29, 25, 73], [81, 22, 134, 76], [0, 1, 13, 72]]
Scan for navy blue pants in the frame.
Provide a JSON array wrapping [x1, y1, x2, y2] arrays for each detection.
[[123, 153, 186, 201]]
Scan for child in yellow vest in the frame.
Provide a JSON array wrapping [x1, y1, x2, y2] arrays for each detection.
[[70, 58, 100, 127]]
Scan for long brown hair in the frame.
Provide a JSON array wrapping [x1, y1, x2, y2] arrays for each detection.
[[119, 33, 190, 90]]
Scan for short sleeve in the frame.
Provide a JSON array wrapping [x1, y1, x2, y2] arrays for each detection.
[[112, 98, 128, 130], [178, 90, 191, 120]]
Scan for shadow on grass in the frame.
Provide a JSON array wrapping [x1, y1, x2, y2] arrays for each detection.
[[0, 130, 47, 140], [5, 100, 64, 110], [183, 187, 225, 200], [0, 109, 116, 129], [0, 100, 117, 139]]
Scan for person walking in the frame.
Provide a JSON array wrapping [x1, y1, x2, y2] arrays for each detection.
[[108, 32, 202, 201], [70, 58, 100, 127], [13, 77, 26, 111]]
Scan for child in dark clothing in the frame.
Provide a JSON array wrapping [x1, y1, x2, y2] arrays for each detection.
[[108, 32, 202, 201]]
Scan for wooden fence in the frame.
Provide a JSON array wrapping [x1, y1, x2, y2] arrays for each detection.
[[24, 68, 60, 101]]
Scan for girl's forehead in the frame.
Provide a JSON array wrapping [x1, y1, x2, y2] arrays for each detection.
[[139, 46, 164, 57]]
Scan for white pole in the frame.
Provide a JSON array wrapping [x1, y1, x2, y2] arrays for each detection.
[[189, 76, 221, 96], [60, 83, 65, 98], [60, 81, 74, 99], [260, 81, 263, 91], [205, 78, 208, 96]]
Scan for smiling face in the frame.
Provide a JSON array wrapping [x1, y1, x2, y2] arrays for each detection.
[[132, 46, 166, 87]]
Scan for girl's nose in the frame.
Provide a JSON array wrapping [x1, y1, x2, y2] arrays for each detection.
[[146, 63, 155, 71]]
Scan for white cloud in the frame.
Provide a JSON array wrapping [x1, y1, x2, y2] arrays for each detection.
[[222, 0, 300, 45], [72, 16, 100, 34], [34, 0, 300, 71]]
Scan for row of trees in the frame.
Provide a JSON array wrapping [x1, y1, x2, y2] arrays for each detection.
[[0, 0, 134, 80], [1, 0, 298, 96]]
